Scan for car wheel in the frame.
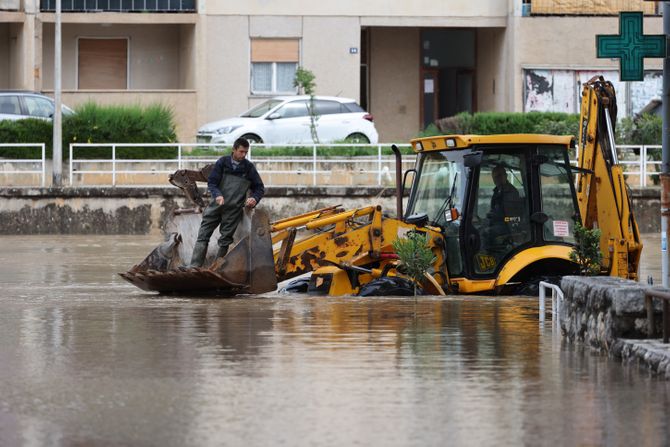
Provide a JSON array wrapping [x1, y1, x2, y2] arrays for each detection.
[[241, 134, 263, 144], [345, 133, 370, 144]]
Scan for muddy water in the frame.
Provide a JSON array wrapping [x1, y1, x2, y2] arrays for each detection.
[[0, 234, 668, 446]]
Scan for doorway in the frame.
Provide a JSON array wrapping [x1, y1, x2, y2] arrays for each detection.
[[420, 29, 476, 129]]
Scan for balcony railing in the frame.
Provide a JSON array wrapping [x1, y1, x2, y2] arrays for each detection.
[[40, 0, 196, 13]]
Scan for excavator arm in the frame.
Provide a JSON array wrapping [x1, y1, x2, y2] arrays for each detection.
[[270, 205, 449, 295], [576, 76, 643, 279]]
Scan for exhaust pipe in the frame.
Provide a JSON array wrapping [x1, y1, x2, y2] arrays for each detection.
[[391, 144, 403, 220]]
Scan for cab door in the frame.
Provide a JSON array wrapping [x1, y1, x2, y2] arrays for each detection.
[[464, 150, 532, 276]]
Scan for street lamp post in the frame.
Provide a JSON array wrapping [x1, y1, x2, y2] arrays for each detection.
[[663, 2, 670, 287], [52, 0, 62, 187]]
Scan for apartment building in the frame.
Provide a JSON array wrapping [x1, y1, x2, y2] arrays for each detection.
[[0, 0, 663, 142]]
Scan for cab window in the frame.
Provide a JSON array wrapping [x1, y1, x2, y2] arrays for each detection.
[[539, 145, 577, 244]]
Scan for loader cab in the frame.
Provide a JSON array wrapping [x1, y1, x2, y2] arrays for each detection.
[[406, 135, 579, 284]]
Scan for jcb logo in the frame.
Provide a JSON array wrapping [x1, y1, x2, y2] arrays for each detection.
[[476, 254, 496, 271]]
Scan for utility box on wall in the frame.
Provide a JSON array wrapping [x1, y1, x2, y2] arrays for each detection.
[[0, 0, 20, 11]]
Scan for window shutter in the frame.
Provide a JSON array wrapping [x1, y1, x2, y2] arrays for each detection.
[[78, 38, 128, 89], [251, 39, 299, 63]]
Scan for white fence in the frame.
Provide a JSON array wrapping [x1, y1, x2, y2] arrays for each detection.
[[66, 143, 416, 187], [592, 145, 662, 187], [0, 143, 46, 187], [0, 142, 664, 188]]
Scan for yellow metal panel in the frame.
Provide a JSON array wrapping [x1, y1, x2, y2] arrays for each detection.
[[495, 245, 574, 287], [410, 134, 573, 153], [449, 278, 496, 294]]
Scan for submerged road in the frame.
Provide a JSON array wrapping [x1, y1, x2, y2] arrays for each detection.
[[0, 234, 667, 446]]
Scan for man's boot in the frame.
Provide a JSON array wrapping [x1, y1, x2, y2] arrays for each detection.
[[189, 241, 208, 268], [216, 245, 228, 259]]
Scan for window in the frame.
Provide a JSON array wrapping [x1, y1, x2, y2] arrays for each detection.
[[314, 100, 343, 115], [0, 96, 20, 115], [23, 96, 54, 118], [275, 101, 308, 119], [251, 39, 299, 94], [78, 38, 128, 90]]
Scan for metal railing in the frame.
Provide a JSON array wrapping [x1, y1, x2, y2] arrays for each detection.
[[67, 142, 415, 187], [0, 142, 663, 188], [40, 0, 196, 12], [539, 281, 564, 323], [571, 144, 662, 187], [0, 143, 47, 187]]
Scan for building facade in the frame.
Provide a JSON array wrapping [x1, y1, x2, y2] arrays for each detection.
[[0, 0, 663, 143]]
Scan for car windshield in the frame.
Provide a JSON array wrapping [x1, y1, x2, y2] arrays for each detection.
[[240, 99, 283, 118]]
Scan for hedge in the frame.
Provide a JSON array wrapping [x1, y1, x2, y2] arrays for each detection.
[[430, 111, 662, 146], [433, 111, 581, 138], [0, 102, 178, 160], [189, 144, 415, 158]]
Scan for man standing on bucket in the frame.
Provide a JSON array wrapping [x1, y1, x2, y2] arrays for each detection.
[[189, 137, 265, 267]]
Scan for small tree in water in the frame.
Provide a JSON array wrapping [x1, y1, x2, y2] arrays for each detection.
[[569, 222, 602, 275], [392, 232, 436, 296], [293, 66, 320, 144]]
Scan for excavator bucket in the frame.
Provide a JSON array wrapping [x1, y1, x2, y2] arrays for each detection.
[[120, 208, 277, 295]]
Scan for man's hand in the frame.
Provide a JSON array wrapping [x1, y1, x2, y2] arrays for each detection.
[[245, 197, 257, 208], [215, 196, 224, 206]]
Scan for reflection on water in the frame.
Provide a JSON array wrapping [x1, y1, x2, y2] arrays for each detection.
[[0, 235, 668, 446]]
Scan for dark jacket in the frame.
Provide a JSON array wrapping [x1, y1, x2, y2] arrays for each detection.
[[207, 155, 265, 204]]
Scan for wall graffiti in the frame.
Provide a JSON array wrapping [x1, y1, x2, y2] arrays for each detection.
[[524, 69, 660, 116]]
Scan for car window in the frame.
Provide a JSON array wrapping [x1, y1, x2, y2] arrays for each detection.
[[314, 100, 343, 115], [275, 101, 309, 118], [24, 96, 54, 118], [241, 99, 283, 118], [343, 102, 365, 113], [0, 96, 21, 115]]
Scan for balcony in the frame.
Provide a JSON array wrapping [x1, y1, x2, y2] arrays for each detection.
[[40, 0, 196, 13]]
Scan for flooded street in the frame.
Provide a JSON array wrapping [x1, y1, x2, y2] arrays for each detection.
[[0, 234, 668, 446]]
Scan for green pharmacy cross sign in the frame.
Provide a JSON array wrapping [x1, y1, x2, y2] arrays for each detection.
[[596, 11, 666, 81]]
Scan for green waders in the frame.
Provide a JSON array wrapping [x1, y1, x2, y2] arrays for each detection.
[[189, 172, 251, 268]]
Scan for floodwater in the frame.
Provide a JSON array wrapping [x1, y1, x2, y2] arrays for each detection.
[[0, 234, 668, 446]]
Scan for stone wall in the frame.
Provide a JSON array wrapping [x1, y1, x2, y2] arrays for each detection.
[[0, 186, 660, 235], [559, 276, 670, 378], [0, 186, 400, 235]]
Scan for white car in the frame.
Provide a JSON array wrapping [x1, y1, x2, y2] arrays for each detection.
[[0, 91, 74, 121], [197, 96, 378, 145]]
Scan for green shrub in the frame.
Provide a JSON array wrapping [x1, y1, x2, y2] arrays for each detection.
[[392, 232, 436, 296], [0, 102, 178, 160], [617, 113, 661, 145], [190, 144, 415, 158], [569, 222, 602, 276], [435, 111, 580, 138], [0, 119, 53, 159]]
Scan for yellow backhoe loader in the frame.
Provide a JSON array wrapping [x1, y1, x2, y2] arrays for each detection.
[[120, 76, 642, 296]]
